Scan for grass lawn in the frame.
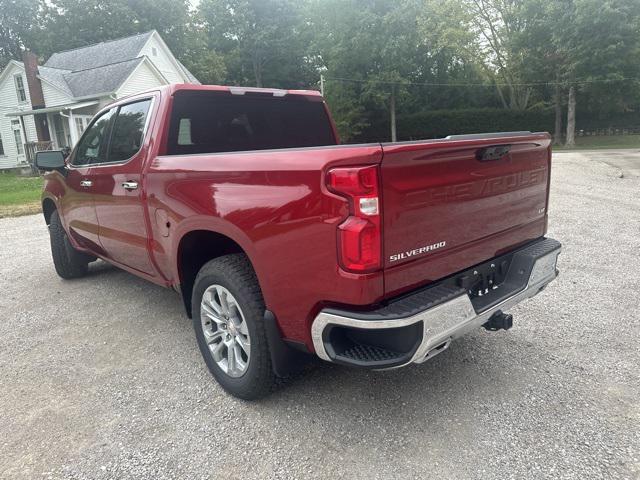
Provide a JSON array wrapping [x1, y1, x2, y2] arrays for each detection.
[[555, 134, 640, 150], [0, 173, 43, 218]]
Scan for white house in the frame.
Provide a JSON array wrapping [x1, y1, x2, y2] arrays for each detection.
[[0, 30, 199, 170]]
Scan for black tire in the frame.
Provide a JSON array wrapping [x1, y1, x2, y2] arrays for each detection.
[[49, 210, 90, 279], [192, 254, 276, 400]]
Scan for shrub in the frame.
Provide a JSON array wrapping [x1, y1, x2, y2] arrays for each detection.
[[357, 108, 555, 142], [354, 107, 640, 142]]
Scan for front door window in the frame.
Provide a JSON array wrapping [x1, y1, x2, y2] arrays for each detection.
[[72, 108, 115, 166]]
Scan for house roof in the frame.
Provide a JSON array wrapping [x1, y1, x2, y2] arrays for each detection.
[[177, 59, 200, 84], [37, 65, 73, 97], [3, 31, 200, 102], [43, 31, 154, 71], [63, 57, 146, 98]]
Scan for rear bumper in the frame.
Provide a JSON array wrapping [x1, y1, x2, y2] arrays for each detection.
[[311, 237, 561, 369]]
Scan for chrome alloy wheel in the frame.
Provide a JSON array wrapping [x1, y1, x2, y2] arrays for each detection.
[[200, 285, 251, 378]]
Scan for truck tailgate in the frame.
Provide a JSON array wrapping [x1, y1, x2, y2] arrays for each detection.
[[381, 132, 551, 296]]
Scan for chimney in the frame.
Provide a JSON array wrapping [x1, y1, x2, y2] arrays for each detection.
[[22, 50, 45, 109], [22, 50, 51, 143]]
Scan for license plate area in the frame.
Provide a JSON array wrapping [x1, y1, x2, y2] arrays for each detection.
[[445, 248, 526, 313], [456, 259, 510, 301]]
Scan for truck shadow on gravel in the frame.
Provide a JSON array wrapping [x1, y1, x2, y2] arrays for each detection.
[[84, 260, 120, 277], [264, 334, 515, 409], [83, 259, 520, 413]]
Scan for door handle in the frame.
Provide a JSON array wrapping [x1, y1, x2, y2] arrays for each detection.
[[80, 180, 93, 188], [122, 181, 139, 191]]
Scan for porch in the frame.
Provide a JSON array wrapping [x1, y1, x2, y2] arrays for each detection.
[[5, 100, 99, 169], [45, 105, 97, 151]]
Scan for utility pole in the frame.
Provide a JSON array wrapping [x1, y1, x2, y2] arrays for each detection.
[[320, 74, 325, 96], [566, 85, 576, 147], [390, 84, 397, 142], [553, 76, 563, 145]]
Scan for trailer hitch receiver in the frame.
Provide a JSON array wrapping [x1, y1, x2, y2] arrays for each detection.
[[483, 310, 513, 331]]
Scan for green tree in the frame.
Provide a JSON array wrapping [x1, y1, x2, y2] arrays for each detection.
[[0, 0, 39, 68], [555, 0, 640, 145], [308, 0, 432, 140], [37, 0, 193, 58], [308, 0, 490, 141], [198, 0, 314, 88], [427, 0, 545, 110], [180, 27, 228, 84]]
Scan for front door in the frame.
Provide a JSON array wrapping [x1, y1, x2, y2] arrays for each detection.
[[59, 108, 115, 252], [91, 98, 157, 276]]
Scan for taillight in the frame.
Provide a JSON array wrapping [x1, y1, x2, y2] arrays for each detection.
[[327, 165, 381, 273]]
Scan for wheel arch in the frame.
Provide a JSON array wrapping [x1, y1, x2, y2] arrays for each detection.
[[175, 228, 261, 318]]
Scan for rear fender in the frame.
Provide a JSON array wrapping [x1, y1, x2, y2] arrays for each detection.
[[171, 216, 259, 279]]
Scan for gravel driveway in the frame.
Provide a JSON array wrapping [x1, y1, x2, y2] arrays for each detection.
[[1, 150, 638, 480]]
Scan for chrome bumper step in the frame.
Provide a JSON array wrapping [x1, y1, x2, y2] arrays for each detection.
[[311, 237, 561, 369]]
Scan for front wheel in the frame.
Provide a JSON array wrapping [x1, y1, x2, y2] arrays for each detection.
[[192, 254, 276, 400], [48, 210, 91, 279]]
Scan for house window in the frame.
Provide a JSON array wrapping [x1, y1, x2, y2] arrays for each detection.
[[53, 115, 68, 149], [11, 120, 24, 155], [152, 47, 157, 56], [0, 133, 5, 156], [14, 74, 27, 103], [75, 117, 86, 137]]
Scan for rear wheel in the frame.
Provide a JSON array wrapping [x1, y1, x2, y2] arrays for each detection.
[[48, 210, 90, 279], [192, 254, 275, 400]]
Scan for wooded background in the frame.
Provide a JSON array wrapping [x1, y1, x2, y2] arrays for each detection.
[[2, 0, 639, 144]]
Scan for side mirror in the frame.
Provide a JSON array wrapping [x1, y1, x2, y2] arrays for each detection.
[[35, 150, 66, 171]]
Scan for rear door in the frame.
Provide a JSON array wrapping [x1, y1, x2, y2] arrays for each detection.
[[381, 133, 551, 296], [91, 97, 157, 276]]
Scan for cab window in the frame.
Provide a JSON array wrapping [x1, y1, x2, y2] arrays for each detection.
[[107, 99, 152, 162], [72, 108, 115, 166]]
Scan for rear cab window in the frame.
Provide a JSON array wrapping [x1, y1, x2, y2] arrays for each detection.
[[166, 91, 337, 155]]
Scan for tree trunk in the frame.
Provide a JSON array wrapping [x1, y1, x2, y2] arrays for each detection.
[[496, 83, 508, 109], [522, 87, 532, 110], [254, 66, 262, 87], [566, 85, 576, 147], [390, 85, 397, 142], [554, 80, 563, 145], [252, 50, 263, 88]]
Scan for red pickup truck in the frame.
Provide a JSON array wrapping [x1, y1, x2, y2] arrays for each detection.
[[36, 84, 561, 399]]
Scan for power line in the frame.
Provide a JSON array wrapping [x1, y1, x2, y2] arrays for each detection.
[[323, 76, 640, 88]]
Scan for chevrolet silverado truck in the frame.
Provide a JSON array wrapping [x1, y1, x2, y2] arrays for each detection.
[[36, 84, 561, 400]]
